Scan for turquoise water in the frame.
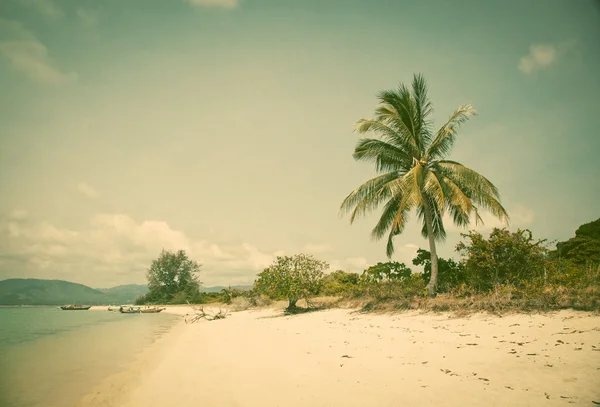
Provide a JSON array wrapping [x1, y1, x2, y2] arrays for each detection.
[[0, 307, 180, 407]]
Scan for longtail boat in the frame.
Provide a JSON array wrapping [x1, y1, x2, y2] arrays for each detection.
[[60, 305, 91, 310], [119, 306, 141, 314], [140, 307, 165, 313]]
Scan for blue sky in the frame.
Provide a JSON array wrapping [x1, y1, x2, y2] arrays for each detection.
[[1, 0, 599, 287]]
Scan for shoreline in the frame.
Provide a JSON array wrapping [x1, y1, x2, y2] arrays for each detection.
[[76, 308, 190, 407], [79, 307, 600, 407]]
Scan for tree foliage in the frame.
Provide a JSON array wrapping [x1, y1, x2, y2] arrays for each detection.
[[321, 270, 360, 296], [138, 249, 202, 304], [340, 73, 508, 296], [456, 228, 548, 291], [412, 248, 467, 293], [553, 218, 600, 266], [360, 261, 412, 283], [254, 254, 329, 309]]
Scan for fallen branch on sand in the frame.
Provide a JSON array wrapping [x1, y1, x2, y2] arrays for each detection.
[[185, 306, 230, 324]]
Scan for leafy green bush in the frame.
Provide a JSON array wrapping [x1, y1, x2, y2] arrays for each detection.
[[320, 270, 360, 296], [456, 228, 548, 291]]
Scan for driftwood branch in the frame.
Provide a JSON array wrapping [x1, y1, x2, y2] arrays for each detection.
[[185, 306, 230, 324]]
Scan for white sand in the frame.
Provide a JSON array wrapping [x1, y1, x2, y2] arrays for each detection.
[[91, 307, 600, 407]]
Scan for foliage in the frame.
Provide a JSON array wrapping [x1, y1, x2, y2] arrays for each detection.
[[340, 73, 508, 296], [254, 254, 329, 309], [412, 249, 467, 293], [360, 261, 412, 283], [320, 270, 360, 296], [553, 218, 600, 266], [353, 274, 427, 302], [455, 228, 548, 291], [138, 249, 202, 304]]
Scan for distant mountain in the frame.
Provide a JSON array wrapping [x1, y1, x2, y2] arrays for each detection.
[[0, 278, 253, 305], [202, 285, 253, 293], [0, 279, 110, 305], [98, 284, 148, 304]]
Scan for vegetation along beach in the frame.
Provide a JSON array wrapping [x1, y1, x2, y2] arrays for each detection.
[[1, 0, 599, 406]]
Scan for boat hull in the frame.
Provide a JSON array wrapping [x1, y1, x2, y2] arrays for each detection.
[[140, 308, 165, 313], [60, 305, 91, 310]]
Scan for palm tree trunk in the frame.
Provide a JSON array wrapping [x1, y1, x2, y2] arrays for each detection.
[[422, 199, 439, 297]]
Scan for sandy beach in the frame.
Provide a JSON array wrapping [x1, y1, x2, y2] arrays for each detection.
[[80, 307, 600, 407]]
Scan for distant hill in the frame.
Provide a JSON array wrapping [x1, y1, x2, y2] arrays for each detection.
[[0, 279, 110, 305], [98, 284, 148, 304], [0, 278, 253, 305]]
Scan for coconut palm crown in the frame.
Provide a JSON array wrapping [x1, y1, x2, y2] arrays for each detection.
[[340, 73, 509, 295]]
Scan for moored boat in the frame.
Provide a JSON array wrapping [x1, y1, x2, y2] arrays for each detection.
[[140, 307, 166, 313], [60, 305, 92, 310], [119, 306, 141, 313]]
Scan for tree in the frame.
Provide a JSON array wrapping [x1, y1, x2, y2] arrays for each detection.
[[143, 249, 202, 304], [340, 74, 509, 296], [360, 261, 412, 283], [456, 228, 548, 291], [254, 254, 329, 309], [553, 218, 600, 266], [412, 248, 467, 293]]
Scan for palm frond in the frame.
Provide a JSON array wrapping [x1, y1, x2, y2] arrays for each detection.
[[437, 160, 500, 199], [339, 172, 400, 223], [353, 138, 412, 173], [416, 197, 447, 242], [411, 73, 434, 147], [437, 161, 509, 224], [423, 169, 445, 213], [375, 87, 422, 158], [353, 119, 418, 157], [426, 105, 476, 160]]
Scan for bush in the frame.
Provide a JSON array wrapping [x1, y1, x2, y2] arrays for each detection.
[[456, 228, 549, 291], [320, 270, 360, 296]]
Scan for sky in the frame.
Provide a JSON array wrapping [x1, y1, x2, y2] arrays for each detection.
[[1, 0, 599, 288]]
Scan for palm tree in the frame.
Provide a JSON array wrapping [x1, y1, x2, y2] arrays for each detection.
[[340, 74, 509, 296]]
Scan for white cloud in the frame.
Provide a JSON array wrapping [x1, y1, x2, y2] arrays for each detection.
[[9, 209, 28, 221], [77, 182, 98, 199], [186, 0, 239, 8], [518, 40, 576, 75], [77, 8, 98, 26], [329, 256, 369, 273], [302, 243, 330, 254], [0, 211, 285, 287], [0, 19, 77, 86]]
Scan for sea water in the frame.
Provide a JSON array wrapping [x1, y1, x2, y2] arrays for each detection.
[[0, 307, 180, 407]]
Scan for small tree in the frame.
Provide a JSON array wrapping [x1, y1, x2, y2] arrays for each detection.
[[254, 254, 329, 309], [360, 261, 412, 283], [144, 249, 202, 304]]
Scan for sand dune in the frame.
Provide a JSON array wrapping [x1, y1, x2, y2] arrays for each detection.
[[99, 308, 600, 407]]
